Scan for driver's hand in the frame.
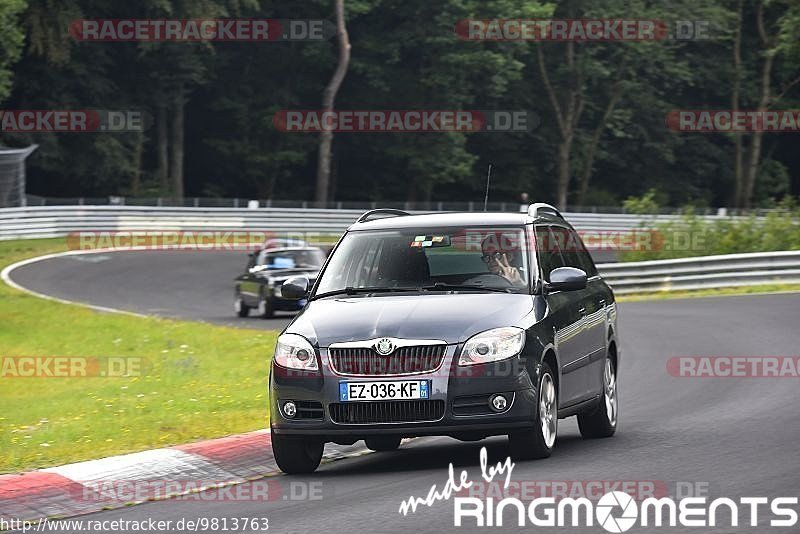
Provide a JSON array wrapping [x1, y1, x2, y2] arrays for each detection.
[[495, 253, 524, 283]]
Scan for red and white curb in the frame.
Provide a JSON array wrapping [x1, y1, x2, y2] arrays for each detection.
[[0, 430, 370, 522]]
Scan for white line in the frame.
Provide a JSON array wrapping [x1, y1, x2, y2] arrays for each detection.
[[1, 248, 167, 318]]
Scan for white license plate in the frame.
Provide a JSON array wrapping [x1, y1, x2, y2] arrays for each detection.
[[339, 380, 429, 402]]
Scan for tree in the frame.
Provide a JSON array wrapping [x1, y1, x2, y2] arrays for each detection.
[[314, 0, 350, 204], [0, 0, 26, 102], [737, 0, 800, 208]]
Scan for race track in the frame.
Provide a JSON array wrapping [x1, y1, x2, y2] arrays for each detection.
[[7, 250, 800, 533]]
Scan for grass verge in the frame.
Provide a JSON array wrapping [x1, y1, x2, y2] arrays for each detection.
[[616, 283, 800, 302], [0, 239, 276, 474]]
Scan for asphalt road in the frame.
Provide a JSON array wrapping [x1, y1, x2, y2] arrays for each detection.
[[8, 250, 800, 533], [9, 248, 619, 331]]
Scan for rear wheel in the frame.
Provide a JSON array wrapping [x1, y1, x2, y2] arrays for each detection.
[[508, 362, 557, 460], [578, 356, 617, 438], [234, 290, 249, 317], [365, 437, 401, 452], [271, 433, 324, 474]]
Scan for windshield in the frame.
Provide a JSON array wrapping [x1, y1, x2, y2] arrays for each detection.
[[256, 249, 325, 270], [315, 227, 530, 294]]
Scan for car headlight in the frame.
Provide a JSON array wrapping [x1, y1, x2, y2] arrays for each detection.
[[458, 327, 525, 366], [274, 333, 318, 371]]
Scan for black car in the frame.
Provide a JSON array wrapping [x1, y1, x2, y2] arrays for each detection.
[[269, 204, 619, 473], [234, 246, 325, 318]]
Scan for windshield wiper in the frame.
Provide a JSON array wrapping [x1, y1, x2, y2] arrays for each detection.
[[421, 282, 514, 294], [310, 286, 422, 300]]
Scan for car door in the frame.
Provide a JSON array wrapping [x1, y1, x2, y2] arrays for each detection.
[[557, 225, 607, 400], [240, 251, 261, 305], [570, 228, 609, 396], [535, 225, 585, 407]]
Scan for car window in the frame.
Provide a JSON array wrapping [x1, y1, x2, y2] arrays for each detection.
[[535, 226, 565, 281], [550, 226, 598, 277], [315, 227, 530, 294], [256, 249, 325, 269]]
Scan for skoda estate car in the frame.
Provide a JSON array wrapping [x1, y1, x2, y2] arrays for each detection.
[[269, 204, 619, 473]]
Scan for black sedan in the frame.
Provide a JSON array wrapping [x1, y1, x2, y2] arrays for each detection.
[[234, 246, 325, 318]]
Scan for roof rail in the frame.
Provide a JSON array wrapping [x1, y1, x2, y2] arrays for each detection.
[[356, 208, 410, 223], [527, 203, 563, 219]]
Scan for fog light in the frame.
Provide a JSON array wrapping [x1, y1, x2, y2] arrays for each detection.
[[282, 401, 297, 418], [490, 394, 508, 412]]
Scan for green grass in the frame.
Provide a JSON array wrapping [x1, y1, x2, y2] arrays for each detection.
[[616, 283, 800, 302], [0, 238, 797, 474], [0, 239, 277, 474]]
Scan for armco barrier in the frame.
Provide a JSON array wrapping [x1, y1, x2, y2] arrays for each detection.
[[598, 251, 800, 294], [0, 205, 746, 241], [2, 206, 796, 296]]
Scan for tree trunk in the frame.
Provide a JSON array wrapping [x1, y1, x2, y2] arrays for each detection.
[[170, 94, 185, 200], [742, 0, 775, 209], [742, 53, 773, 209], [315, 0, 351, 205], [576, 71, 624, 208], [557, 136, 572, 210], [157, 105, 169, 195], [731, 0, 744, 208], [131, 129, 144, 196], [537, 42, 583, 211]]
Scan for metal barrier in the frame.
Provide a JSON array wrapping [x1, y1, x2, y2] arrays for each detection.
[[598, 251, 800, 294], [0, 205, 747, 241], [2, 206, 796, 296]]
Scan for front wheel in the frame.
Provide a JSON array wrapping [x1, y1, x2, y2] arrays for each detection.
[[365, 437, 401, 452], [578, 356, 618, 438], [271, 433, 324, 474], [256, 292, 274, 319], [508, 362, 557, 460]]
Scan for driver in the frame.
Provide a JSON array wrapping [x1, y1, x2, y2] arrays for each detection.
[[481, 233, 525, 285]]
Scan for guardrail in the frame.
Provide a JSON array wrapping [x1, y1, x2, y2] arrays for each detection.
[[598, 251, 800, 294], [0, 205, 748, 241], [3, 206, 796, 296]]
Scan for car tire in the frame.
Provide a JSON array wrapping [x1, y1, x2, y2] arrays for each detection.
[[508, 362, 557, 460], [271, 433, 324, 474], [257, 292, 274, 319], [365, 437, 402, 452], [578, 355, 618, 439], [234, 291, 249, 317]]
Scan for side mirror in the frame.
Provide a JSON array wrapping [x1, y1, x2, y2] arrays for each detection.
[[281, 276, 310, 300], [546, 267, 587, 293]]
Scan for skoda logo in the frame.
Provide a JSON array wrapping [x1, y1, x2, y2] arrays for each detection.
[[375, 338, 395, 355]]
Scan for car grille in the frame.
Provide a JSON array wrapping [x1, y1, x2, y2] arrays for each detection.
[[329, 400, 445, 424], [329, 345, 446, 376]]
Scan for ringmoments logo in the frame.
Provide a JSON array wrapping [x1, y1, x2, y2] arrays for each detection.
[[397, 447, 800, 530]]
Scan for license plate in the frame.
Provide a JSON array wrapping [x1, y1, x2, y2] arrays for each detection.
[[339, 380, 429, 402]]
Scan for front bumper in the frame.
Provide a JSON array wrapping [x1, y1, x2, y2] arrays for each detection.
[[269, 344, 538, 442]]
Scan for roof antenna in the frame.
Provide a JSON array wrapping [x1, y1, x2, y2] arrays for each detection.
[[483, 163, 493, 212]]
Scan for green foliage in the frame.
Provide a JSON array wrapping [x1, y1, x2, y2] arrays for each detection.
[[1, 0, 799, 205], [622, 189, 662, 215], [620, 197, 800, 261], [0, 0, 26, 102]]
